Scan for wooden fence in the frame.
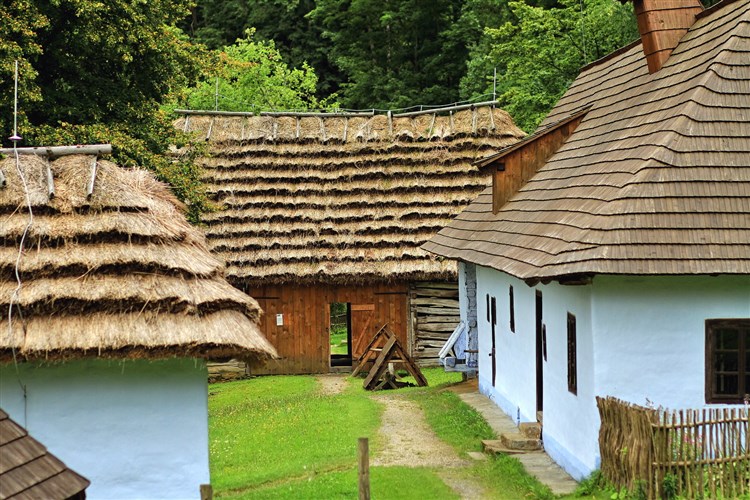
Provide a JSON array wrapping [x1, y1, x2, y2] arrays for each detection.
[[597, 397, 749, 499]]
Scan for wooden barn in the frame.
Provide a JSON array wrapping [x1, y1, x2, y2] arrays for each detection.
[[175, 104, 524, 374], [0, 147, 275, 499]]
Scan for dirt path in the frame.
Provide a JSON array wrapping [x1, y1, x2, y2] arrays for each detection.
[[371, 393, 487, 499], [315, 374, 349, 396]]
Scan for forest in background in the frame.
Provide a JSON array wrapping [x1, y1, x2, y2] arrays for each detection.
[[1, 0, 720, 220]]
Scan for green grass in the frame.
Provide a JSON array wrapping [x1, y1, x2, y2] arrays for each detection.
[[209, 375, 380, 496], [209, 369, 604, 499], [329, 327, 349, 355]]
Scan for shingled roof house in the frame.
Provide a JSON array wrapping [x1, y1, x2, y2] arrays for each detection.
[[0, 148, 276, 498], [424, 0, 750, 480], [177, 105, 524, 373], [1, 409, 89, 499]]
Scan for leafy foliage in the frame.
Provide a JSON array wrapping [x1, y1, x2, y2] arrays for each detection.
[[0, 0, 209, 221], [461, 0, 638, 132], [309, 0, 470, 110], [183, 0, 341, 98], [180, 30, 327, 112]]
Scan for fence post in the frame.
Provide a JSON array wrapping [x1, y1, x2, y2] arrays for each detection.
[[200, 484, 213, 500], [358, 437, 370, 500]]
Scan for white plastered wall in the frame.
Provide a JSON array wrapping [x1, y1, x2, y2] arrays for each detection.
[[0, 358, 210, 500], [473, 270, 750, 481]]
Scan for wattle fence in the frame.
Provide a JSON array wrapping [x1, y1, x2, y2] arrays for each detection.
[[597, 396, 749, 499]]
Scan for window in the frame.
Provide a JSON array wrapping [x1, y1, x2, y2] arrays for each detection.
[[509, 286, 515, 333], [490, 297, 497, 327], [567, 313, 577, 395], [486, 294, 490, 322], [706, 319, 750, 404]]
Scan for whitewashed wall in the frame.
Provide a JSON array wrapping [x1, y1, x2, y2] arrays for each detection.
[[592, 275, 750, 408], [0, 358, 210, 500], [457, 261, 478, 364], [473, 268, 750, 481]]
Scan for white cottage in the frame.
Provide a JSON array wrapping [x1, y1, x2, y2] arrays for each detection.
[[0, 148, 276, 499], [424, 0, 750, 480]]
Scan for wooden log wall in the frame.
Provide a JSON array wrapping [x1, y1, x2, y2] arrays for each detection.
[[246, 283, 409, 375], [410, 281, 460, 366]]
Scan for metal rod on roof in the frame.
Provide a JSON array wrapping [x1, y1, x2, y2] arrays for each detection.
[[215, 77, 219, 111], [0, 144, 112, 157], [493, 68, 497, 101], [45, 159, 55, 199], [260, 111, 375, 118], [86, 156, 98, 199], [174, 109, 256, 117], [393, 100, 499, 118]]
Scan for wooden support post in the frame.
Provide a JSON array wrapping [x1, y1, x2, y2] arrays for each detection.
[[199, 484, 213, 500], [86, 157, 98, 199], [358, 437, 370, 500], [45, 159, 55, 199]]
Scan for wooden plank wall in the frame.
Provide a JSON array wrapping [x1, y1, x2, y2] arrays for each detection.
[[247, 283, 409, 375], [410, 281, 460, 366]]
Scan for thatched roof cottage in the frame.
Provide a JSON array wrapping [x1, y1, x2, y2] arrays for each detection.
[[176, 104, 525, 373], [0, 147, 276, 499]]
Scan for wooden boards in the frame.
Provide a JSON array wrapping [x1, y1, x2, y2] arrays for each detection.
[[409, 282, 460, 366], [357, 326, 428, 390]]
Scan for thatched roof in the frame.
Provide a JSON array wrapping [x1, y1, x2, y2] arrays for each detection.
[[425, 0, 750, 281], [175, 106, 525, 286], [0, 152, 276, 362], [0, 408, 90, 499]]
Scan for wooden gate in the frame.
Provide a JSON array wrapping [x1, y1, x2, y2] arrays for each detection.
[[351, 303, 375, 360]]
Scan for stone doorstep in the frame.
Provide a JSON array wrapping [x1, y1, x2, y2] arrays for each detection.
[[519, 422, 542, 439], [500, 432, 542, 451], [482, 439, 543, 456]]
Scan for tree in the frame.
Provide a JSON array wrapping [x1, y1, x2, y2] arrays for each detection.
[[182, 0, 342, 98], [181, 30, 326, 112], [309, 0, 469, 110], [0, 0, 209, 221], [461, 0, 638, 132]]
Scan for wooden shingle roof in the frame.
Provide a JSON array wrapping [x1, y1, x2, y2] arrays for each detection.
[[0, 409, 89, 499], [176, 106, 525, 286], [424, 0, 750, 281]]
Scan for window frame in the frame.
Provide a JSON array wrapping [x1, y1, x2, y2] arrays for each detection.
[[705, 318, 750, 404], [567, 313, 577, 395]]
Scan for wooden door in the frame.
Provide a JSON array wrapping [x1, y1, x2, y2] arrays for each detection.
[[350, 304, 375, 359], [535, 291, 544, 413]]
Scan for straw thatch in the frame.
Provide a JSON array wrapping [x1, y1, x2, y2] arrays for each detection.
[[0, 153, 277, 362], [425, 1, 750, 280], [175, 106, 525, 286]]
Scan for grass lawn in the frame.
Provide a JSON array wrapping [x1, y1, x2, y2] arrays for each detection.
[[209, 368, 608, 499]]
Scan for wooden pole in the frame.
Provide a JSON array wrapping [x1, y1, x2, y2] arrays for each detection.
[[199, 484, 213, 500], [0, 144, 112, 157], [358, 437, 370, 500]]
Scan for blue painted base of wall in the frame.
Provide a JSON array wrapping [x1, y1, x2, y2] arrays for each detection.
[[543, 431, 599, 481]]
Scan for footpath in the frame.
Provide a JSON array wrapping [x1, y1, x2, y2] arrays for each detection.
[[449, 379, 578, 496]]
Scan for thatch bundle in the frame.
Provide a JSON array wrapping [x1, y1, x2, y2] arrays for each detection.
[[176, 105, 525, 286], [0, 153, 277, 362]]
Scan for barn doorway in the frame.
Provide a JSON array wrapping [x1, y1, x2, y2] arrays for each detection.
[[330, 302, 352, 367]]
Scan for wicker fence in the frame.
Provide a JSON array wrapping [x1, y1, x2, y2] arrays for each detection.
[[597, 397, 749, 499]]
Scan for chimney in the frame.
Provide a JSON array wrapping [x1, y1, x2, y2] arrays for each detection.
[[627, 0, 704, 73]]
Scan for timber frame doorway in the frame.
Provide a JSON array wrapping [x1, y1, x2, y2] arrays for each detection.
[[330, 303, 352, 367], [535, 291, 544, 414]]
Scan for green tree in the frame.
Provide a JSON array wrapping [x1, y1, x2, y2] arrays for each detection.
[[309, 0, 469, 110], [183, 0, 341, 98], [1, 0, 209, 221], [181, 30, 326, 112], [462, 0, 638, 132]]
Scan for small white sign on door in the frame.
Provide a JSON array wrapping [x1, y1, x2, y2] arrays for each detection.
[[276, 313, 284, 326]]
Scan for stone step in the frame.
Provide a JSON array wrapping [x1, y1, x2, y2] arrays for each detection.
[[519, 422, 542, 439], [500, 432, 542, 451], [481, 439, 531, 455]]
